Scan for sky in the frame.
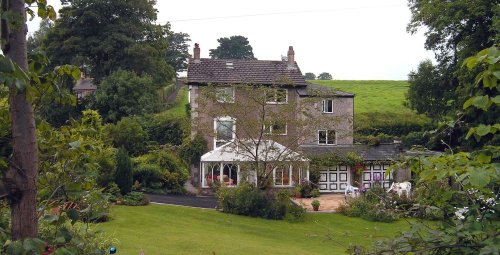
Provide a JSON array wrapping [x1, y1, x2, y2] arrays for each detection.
[[28, 0, 435, 80]]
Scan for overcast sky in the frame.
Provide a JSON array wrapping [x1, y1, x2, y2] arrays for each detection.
[[28, 0, 434, 80]]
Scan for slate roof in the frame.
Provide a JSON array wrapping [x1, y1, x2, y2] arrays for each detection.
[[297, 83, 354, 98], [73, 78, 96, 91], [299, 143, 403, 161], [187, 58, 308, 86]]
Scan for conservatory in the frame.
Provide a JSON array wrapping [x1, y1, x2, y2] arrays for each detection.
[[200, 140, 309, 188]]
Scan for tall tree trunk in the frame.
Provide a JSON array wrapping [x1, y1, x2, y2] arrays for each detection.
[[3, 0, 39, 239]]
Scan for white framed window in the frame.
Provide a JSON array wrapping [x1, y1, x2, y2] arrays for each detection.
[[216, 87, 235, 103], [318, 130, 336, 145], [214, 117, 235, 148], [264, 121, 287, 135], [274, 165, 292, 186], [322, 99, 333, 113], [266, 88, 288, 104]]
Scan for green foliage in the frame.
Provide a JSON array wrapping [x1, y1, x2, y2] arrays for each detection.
[[92, 69, 160, 123], [178, 134, 208, 165], [216, 182, 304, 220], [311, 200, 320, 208], [406, 59, 452, 119], [304, 72, 316, 80], [42, 0, 175, 84], [95, 148, 116, 188], [115, 147, 133, 195], [37, 110, 109, 200], [106, 117, 149, 156], [140, 114, 188, 146], [166, 32, 191, 72], [209, 35, 255, 59], [338, 186, 399, 223], [310, 189, 320, 198], [123, 191, 150, 206], [317, 72, 332, 80], [133, 149, 188, 194]]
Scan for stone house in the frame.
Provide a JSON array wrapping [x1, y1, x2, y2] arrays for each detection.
[[187, 44, 406, 192], [72, 77, 97, 99]]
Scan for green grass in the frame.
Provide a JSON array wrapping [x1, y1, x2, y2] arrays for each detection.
[[157, 88, 189, 119], [99, 204, 411, 255], [309, 80, 430, 130]]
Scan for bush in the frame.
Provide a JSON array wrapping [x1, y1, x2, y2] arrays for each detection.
[[115, 147, 133, 195], [95, 148, 116, 188], [133, 149, 188, 194], [141, 114, 188, 146], [106, 117, 149, 156], [216, 183, 304, 220], [79, 190, 110, 223], [178, 134, 208, 165], [298, 180, 314, 198], [311, 189, 320, 198], [338, 185, 399, 222], [123, 191, 150, 206]]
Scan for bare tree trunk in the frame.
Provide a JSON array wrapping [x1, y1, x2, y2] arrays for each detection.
[[3, 0, 39, 239]]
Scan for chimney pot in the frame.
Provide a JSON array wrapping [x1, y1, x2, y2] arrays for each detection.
[[193, 43, 200, 62], [287, 46, 295, 66]]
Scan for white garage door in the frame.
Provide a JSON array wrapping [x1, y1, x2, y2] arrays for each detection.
[[318, 165, 351, 193], [362, 164, 392, 189]]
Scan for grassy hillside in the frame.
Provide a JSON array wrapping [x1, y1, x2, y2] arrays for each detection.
[[309, 80, 431, 134], [157, 87, 189, 119], [100, 204, 411, 255]]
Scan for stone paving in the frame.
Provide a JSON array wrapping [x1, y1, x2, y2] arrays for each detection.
[[292, 193, 345, 212]]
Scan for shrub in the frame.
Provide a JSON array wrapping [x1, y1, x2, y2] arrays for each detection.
[[216, 183, 304, 220], [106, 117, 149, 156], [105, 183, 122, 203], [115, 147, 133, 195], [298, 180, 314, 198], [123, 191, 150, 206], [79, 190, 110, 223], [338, 186, 399, 222], [95, 148, 116, 188], [133, 149, 188, 194], [141, 114, 188, 146], [178, 134, 208, 165], [311, 189, 321, 198]]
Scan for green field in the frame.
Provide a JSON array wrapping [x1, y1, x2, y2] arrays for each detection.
[[99, 204, 411, 255], [309, 80, 430, 130]]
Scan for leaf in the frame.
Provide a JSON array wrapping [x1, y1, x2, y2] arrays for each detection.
[[493, 71, 500, 79], [463, 98, 474, 109], [42, 214, 59, 224], [66, 208, 79, 224], [472, 95, 490, 111], [22, 238, 45, 252], [469, 169, 490, 188], [0, 57, 15, 73], [476, 153, 491, 164], [475, 124, 491, 136], [465, 127, 475, 140], [491, 95, 500, 105]]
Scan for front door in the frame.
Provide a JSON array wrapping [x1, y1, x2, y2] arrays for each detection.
[[318, 165, 350, 193]]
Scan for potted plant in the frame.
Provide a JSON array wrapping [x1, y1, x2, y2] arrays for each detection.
[[311, 200, 320, 211], [294, 186, 302, 198]]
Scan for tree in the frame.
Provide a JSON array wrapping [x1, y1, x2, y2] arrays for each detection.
[[27, 19, 53, 53], [317, 72, 332, 80], [304, 72, 316, 80], [166, 32, 191, 72], [406, 60, 451, 119], [115, 147, 133, 195], [42, 0, 175, 84], [91, 69, 159, 123], [406, 0, 498, 121], [209, 35, 256, 60]]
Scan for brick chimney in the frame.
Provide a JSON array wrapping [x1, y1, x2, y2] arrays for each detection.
[[193, 43, 200, 63], [287, 46, 295, 66]]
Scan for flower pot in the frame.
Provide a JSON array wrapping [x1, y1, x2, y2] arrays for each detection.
[[295, 193, 301, 198], [313, 206, 319, 211]]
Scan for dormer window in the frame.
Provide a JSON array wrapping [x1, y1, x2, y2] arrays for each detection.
[[322, 99, 333, 113], [216, 87, 235, 103], [266, 89, 288, 104]]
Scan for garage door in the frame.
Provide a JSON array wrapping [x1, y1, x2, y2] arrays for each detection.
[[362, 164, 392, 189], [318, 165, 351, 192]]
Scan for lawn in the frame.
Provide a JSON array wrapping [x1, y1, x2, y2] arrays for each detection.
[[309, 80, 430, 130], [99, 204, 411, 255]]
